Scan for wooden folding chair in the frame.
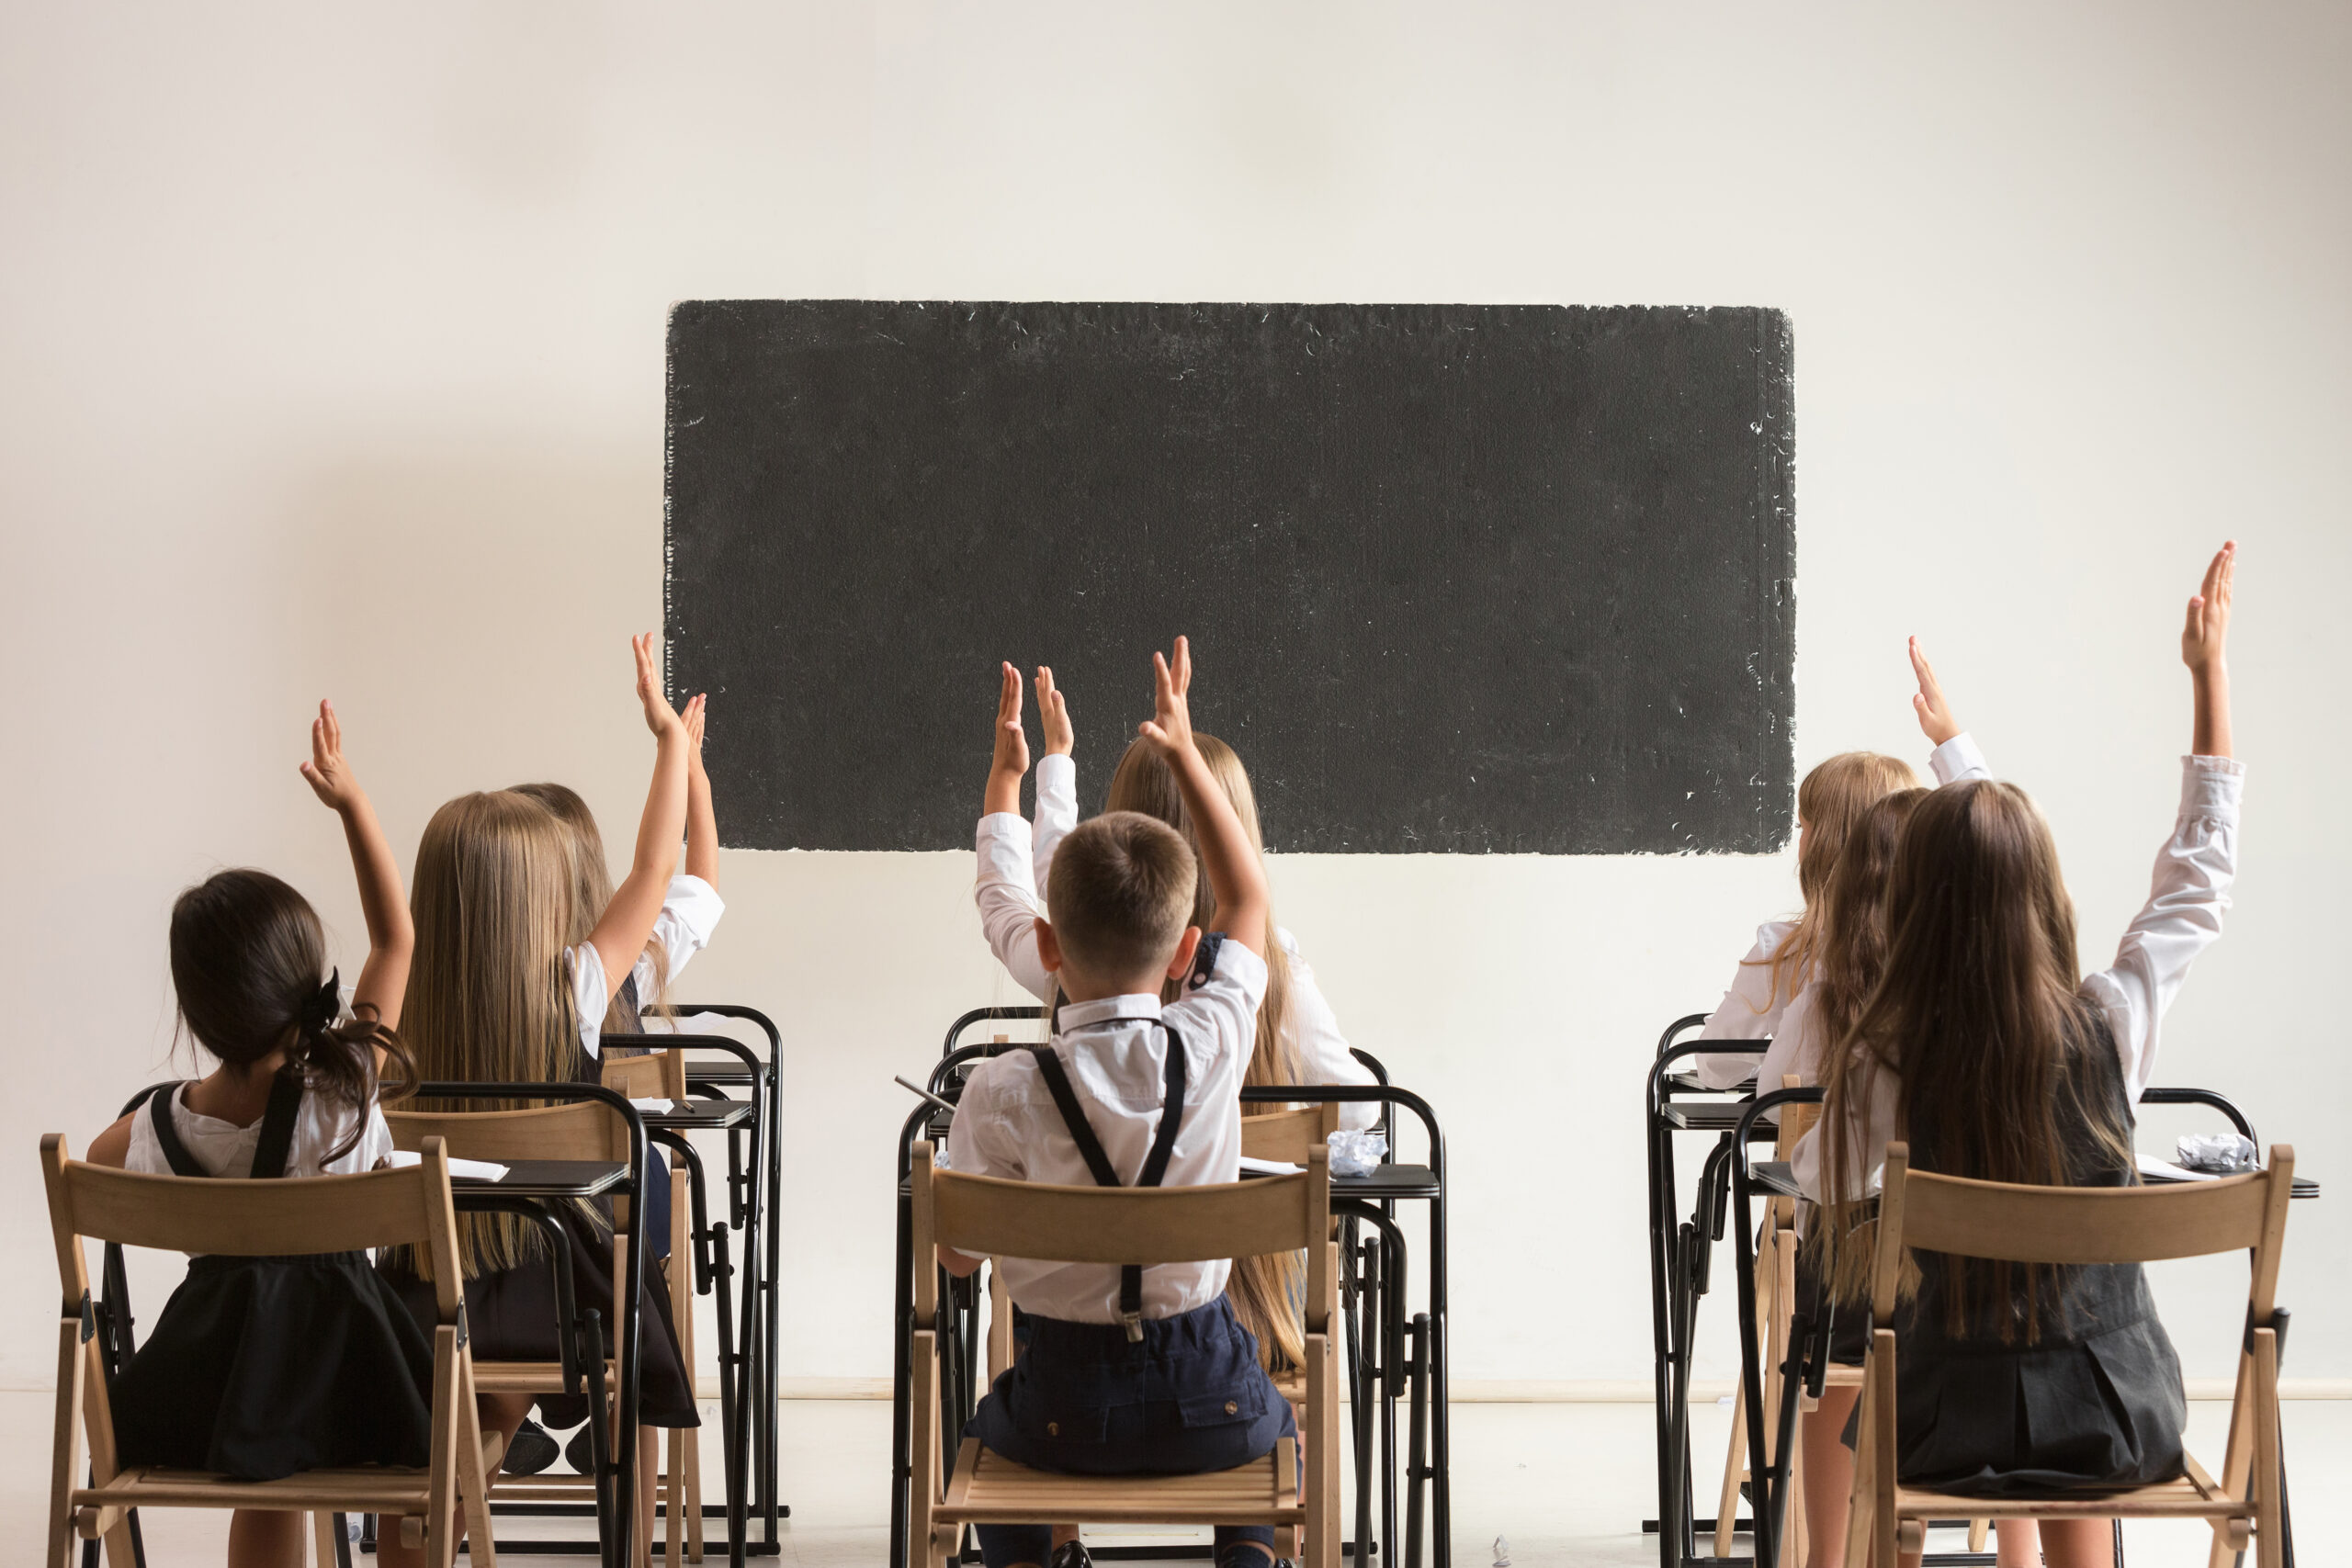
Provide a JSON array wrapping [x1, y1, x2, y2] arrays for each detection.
[[601, 1049, 706, 1564], [386, 1100, 652, 1567], [42, 1134, 496, 1568], [1715, 1077, 1813, 1560], [912, 1143, 1341, 1568], [1845, 1141, 2295, 1568]]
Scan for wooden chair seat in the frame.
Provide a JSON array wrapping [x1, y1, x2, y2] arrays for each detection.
[[937, 1436, 1300, 1528], [75, 1427, 505, 1529]]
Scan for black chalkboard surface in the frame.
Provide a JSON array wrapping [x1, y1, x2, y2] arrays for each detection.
[[665, 301, 1793, 854]]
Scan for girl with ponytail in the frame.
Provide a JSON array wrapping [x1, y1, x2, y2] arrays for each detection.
[[86, 701, 425, 1568]]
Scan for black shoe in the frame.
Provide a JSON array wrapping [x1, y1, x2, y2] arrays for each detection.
[[1047, 1545, 1093, 1568], [502, 1418, 560, 1477], [565, 1424, 598, 1476]]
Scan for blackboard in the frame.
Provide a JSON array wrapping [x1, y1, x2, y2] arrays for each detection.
[[665, 301, 1794, 854]]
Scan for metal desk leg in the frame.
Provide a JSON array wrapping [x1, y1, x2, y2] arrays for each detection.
[[889, 1186, 914, 1568]]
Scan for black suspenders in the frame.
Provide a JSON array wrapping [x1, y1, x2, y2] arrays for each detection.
[[145, 1073, 307, 1180], [1029, 1022, 1189, 1342]]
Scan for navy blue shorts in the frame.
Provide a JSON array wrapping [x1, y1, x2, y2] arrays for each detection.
[[967, 1297, 1295, 1475]]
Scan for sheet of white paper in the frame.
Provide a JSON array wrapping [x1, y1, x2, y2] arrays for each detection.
[[384, 1149, 510, 1181], [630, 1097, 680, 1112], [1238, 1155, 1305, 1176], [2136, 1152, 2218, 1183]]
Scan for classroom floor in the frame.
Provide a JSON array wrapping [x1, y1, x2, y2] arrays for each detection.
[[4, 1393, 2340, 1565]]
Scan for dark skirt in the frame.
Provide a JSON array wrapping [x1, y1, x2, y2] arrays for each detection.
[[968, 1298, 1295, 1476], [379, 1202, 699, 1429], [111, 1251, 435, 1481], [1891, 1262, 2187, 1496], [1793, 1242, 1871, 1368]]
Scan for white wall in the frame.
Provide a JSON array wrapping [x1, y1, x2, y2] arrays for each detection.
[[3, 2, 2346, 1393]]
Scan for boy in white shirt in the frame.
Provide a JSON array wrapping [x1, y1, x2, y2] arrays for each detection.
[[944, 637, 1291, 1568]]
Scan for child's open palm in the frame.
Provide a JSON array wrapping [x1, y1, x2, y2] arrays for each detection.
[[633, 632, 685, 739], [1035, 666, 1073, 757], [1908, 637, 1962, 747], [299, 699, 362, 810], [1137, 636, 1197, 758], [992, 661, 1031, 778], [2183, 541, 2235, 671]]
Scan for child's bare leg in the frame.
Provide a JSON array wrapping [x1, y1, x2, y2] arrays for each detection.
[[1050, 1524, 1081, 1551], [225, 1508, 305, 1568], [1800, 1383, 1860, 1568], [1994, 1517, 2041, 1564], [376, 1390, 535, 1568], [2035, 1517, 2114, 1566]]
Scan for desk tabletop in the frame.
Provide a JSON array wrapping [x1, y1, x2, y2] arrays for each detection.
[[456, 1159, 628, 1201], [643, 1100, 756, 1132], [1663, 1100, 1777, 1136]]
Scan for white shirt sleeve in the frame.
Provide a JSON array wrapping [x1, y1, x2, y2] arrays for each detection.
[[944, 1058, 1022, 1182], [1278, 931, 1380, 1131], [329, 1103, 396, 1175], [975, 814, 1054, 1000], [1691, 919, 1796, 1089], [1166, 934, 1272, 1091], [1789, 1057, 1898, 1204], [1928, 732, 1991, 784], [1033, 753, 1080, 891], [635, 874, 725, 1001], [567, 944, 608, 1058], [2079, 756, 2245, 1102], [1750, 983, 1826, 1100]]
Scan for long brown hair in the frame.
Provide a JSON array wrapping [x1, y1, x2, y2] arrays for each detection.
[[1820, 780, 2136, 1338], [508, 781, 670, 1036], [1102, 733, 1304, 1370], [404, 790, 589, 1274], [1749, 752, 1923, 1009], [168, 869, 415, 1163]]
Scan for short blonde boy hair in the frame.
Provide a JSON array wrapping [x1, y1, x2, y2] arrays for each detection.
[[1047, 809, 1200, 977]]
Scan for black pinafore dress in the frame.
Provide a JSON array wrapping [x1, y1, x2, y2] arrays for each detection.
[[107, 1077, 437, 1481], [374, 1043, 700, 1430], [966, 1025, 1296, 1476], [1883, 1018, 2188, 1496]]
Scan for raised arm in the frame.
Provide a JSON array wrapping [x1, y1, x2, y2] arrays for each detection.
[[2185, 540, 2234, 760], [1138, 637, 1269, 956], [681, 692, 717, 888], [1031, 665, 1080, 880], [299, 699, 413, 1028], [1911, 637, 1990, 784], [587, 634, 692, 1000]]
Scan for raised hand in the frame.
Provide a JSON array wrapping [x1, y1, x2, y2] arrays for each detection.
[[682, 692, 709, 773], [2182, 540, 2235, 673], [633, 632, 684, 739], [983, 662, 1031, 818], [1908, 637, 1962, 747], [1136, 635, 1197, 759], [1035, 666, 1074, 758], [299, 699, 364, 811]]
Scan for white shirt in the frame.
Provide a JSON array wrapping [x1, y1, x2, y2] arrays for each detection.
[[566, 874, 726, 1058], [124, 1079, 393, 1181], [1690, 733, 1994, 1089], [945, 936, 1269, 1323], [973, 754, 1380, 1129], [1792, 755, 2245, 1201]]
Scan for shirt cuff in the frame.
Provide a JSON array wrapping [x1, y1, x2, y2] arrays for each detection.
[[2181, 755, 2245, 818], [1035, 752, 1077, 799], [1928, 732, 1989, 784]]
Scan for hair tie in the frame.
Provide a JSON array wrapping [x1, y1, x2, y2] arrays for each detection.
[[300, 970, 343, 1037]]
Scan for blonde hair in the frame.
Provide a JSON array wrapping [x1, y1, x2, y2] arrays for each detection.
[[1750, 751, 1923, 1009], [404, 790, 593, 1276], [509, 782, 672, 1037], [1102, 733, 1305, 1370]]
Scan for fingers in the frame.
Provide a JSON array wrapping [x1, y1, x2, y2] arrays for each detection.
[[1137, 721, 1169, 748], [1907, 637, 1939, 694], [2185, 592, 2205, 641], [1034, 665, 1056, 704], [1172, 635, 1192, 694], [320, 698, 341, 757], [633, 633, 658, 695], [1152, 649, 1173, 704], [997, 660, 1022, 724], [311, 714, 332, 773]]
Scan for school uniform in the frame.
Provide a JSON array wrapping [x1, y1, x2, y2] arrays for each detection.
[[1796, 754, 2243, 1493], [379, 876, 721, 1432], [975, 752, 1380, 1130], [1690, 733, 1991, 1091], [947, 934, 1292, 1565], [111, 1076, 435, 1481]]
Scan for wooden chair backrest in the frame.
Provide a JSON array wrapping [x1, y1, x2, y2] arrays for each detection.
[[1773, 1074, 1819, 1159], [40, 1133, 465, 1323], [913, 1143, 1333, 1332], [1872, 1141, 2295, 1323], [1240, 1103, 1341, 1164], [386, 1100, 630, 1165], [601, 1048, 687, 1102]]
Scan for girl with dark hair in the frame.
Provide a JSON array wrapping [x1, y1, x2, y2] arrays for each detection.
[[1804, 543, 2243, 1568], [85, 701, 424, 1568]]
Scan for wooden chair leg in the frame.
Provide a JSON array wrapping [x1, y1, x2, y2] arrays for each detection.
[[313, 1510, 342, 1565], [1715, 1379, 1747, 1559], [2253, 1328, 2283, 1568], [48, 1318, 83, 1568], [455, 1350, 498, 1568], [1967, 1518, 1987, 1552], [1869, 1332, 1898, 1568], [424, 1325, 462, 1568], [1840, 1354, 1876, 1568], [2209, 1348, 2256, 1568], [910, 1330, 943, 1568]]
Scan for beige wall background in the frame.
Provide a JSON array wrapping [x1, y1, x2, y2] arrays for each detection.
[[2, 2, 2346, 1393]]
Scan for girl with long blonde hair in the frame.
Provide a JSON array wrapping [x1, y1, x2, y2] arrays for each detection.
[[1690, 641, 1990, 1089], [1800, 545, 2243, 1568], [976, 661, 1376, 1383], [374, 636, 707, 1566]]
